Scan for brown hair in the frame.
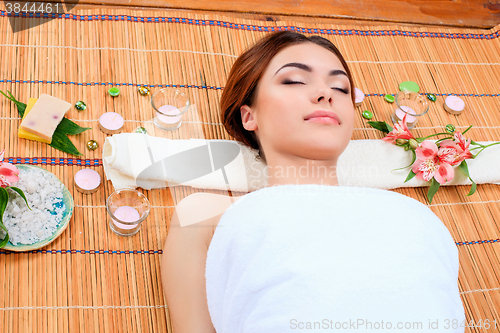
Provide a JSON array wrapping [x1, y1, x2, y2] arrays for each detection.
[[221, 31, 355, 163]]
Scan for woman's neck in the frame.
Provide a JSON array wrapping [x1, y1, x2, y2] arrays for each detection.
[[264, 155, 339, 187]]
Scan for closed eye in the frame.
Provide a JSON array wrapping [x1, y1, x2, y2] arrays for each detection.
[[332, 87, 349, 94], [282, 79, 305, 85]]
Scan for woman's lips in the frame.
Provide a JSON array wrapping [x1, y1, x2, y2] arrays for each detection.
[[305, 117, 340, 125], [304, 110, 341, 125]]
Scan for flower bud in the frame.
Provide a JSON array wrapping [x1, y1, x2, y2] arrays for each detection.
[[404, 145, 410, 151], [409, 139, 419, 150], [396, 139, 408, 145]]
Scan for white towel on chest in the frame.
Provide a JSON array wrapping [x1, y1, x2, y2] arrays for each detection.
[[205, 185, 465, 333]]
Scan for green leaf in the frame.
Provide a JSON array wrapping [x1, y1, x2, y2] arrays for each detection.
[[427, 178, 441, 204], [0, 233, 9, 248], [404, 170, 416, 183], [393, 149, 417, 172], [8, 90, 27, 112], [458, 160, 470, 178], [50, 130, 83, 156], [8, 187, 30, 210], [367, 121, 393, 134], [0, 187, 9, 247], [0, 221, 6, 233], [1, 90, 27, 116], [410, 149, 417, 165], [0, 187, 8, 225], [467, 180, 477, 196], [459, 161, 477, 196], [57, 118, 91, 135], [0, 90, 15, 104]]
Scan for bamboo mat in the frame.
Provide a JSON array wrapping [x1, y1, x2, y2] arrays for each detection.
[[1, 4, 500, 333]]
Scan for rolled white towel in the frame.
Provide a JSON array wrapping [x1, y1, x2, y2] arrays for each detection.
[[102, 133, 500, 192]]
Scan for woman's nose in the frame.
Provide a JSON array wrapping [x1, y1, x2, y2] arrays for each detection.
[[313, 84, 334, 105], [317, 94, 332, 104]]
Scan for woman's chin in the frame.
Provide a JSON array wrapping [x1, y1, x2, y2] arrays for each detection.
[[296, 146, 347, 161]]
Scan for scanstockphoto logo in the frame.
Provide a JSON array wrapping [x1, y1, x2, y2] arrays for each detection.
[[4, 1, 79, 33], [127, 138, 246, 228], [134, 140, 243, 189]]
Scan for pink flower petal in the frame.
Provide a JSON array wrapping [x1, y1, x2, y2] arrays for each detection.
[[434, 163, 454, 184], [454, 132, 471, 150], [415, 172, 425, 181], [0, 163, 19, 175], [416, 141, 438, 161], [0, 163, 19, 184], [412, 159, 423, 174], [440, 140, 459, 149], [460, 149, 473, 160], [0, 175, 10, 187]]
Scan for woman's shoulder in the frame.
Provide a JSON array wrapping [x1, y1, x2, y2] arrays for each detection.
[[174, 192, 246, 236]]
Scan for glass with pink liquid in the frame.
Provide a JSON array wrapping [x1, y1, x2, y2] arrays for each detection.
[[391, 91, 429, 129], [106, 189, 150, 236], [151, 88, 190, 131]]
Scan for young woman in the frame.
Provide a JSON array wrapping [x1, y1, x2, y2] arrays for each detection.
[[161, 31, 465, 333]]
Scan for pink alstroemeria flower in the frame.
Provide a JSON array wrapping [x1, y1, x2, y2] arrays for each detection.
[[0, 149, 19, 188], [454, 132, 473, 160], [439, 132, 473, 165], [382, 114, 415, 144], [437, 146, 462, 166], [411, 141, 454, 184]]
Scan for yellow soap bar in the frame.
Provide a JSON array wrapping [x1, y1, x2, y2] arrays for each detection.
[[18, 98, 52, 144], [20, 93, 71, 141]]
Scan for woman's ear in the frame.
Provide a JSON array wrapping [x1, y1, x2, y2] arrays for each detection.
[[240, 105, 258, 131]]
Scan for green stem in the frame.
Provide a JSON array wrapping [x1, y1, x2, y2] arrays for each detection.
[[417, 132, 452, 142], [462, 125, 473, 135], [473, 142, 500, 158], [472, 141, 500, 149], [435, 137, 454, 144]]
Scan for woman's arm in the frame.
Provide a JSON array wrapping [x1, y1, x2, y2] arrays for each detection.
[[161, 193, 244, 333], [161, 207, 218, 333]]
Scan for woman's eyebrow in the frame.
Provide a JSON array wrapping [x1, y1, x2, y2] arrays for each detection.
[[274, 62, 348, 77]]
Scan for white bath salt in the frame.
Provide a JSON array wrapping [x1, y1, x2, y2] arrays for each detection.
[[0, 167, 66, 245]]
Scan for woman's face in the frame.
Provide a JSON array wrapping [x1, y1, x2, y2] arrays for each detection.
[[241, 42, 355, 163]]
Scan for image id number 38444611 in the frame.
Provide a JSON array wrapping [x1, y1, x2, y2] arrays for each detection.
[[4, 2, 65, 14]]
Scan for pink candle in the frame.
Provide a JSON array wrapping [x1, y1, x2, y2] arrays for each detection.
[[99, 112, 124, 134], [444, 96, 465, 115], [74, 169, 101, 194], [156, 105, 182, 125], [112, 206, 140, 230], [354, 87, 365, 106], [395, 105, 417, 123]]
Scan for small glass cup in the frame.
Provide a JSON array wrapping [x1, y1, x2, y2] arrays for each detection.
[[151, 88, 190, 131], [106, 189, 150, 236], [391, 91, 429, 129]]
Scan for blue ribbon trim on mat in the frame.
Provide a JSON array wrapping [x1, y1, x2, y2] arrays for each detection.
[[0, 250, 163, 255], [2, 79, 500, 98], [456, 239, 500, 246], [0, 240, 498, 254], [0, 79, 222, 90], [7, 158, 102, 166], [367, 93, 500, 98], [1, 11, 499, 40]]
